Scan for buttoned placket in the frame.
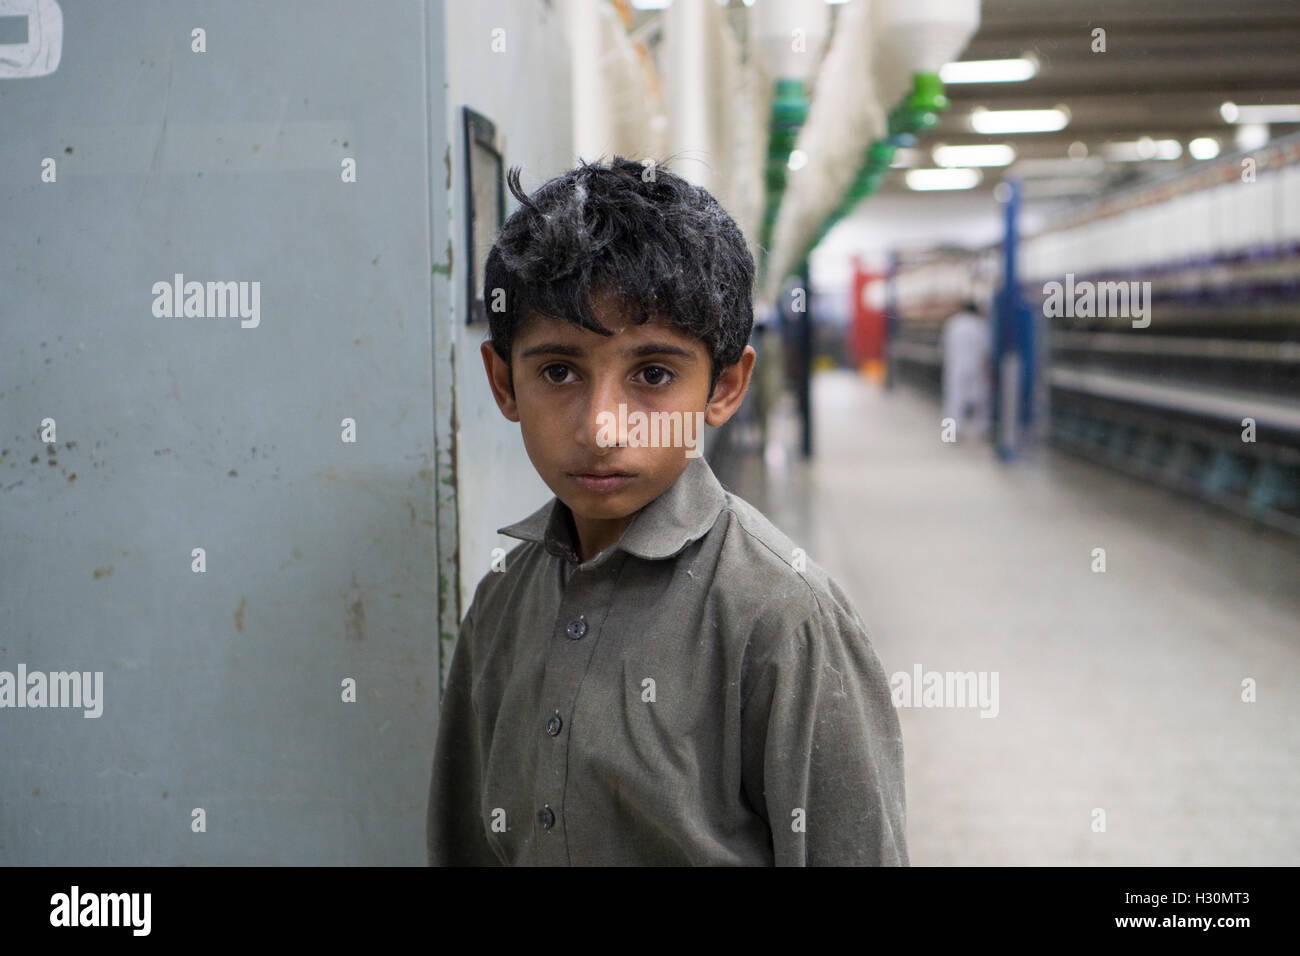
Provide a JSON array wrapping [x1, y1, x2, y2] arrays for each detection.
[[528, 548, 629, 865]]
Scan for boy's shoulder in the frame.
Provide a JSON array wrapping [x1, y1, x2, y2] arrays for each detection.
[[709, 487, 865, 638], [462, 535, 543, 619]]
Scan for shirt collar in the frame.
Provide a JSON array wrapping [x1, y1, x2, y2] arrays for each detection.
[[496, 455, 726, 566]]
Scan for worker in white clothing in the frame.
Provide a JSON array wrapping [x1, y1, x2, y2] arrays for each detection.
[[941, 299, 993, 440]]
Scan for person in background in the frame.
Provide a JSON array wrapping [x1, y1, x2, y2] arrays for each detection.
[[941, 298, 992, 440], [751, 313, 785, 454]]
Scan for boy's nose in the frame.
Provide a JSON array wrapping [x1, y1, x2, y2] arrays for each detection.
[[580, 379, 627, 450]]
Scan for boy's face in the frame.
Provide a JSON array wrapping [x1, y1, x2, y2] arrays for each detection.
[[482, 287, 755, 561]]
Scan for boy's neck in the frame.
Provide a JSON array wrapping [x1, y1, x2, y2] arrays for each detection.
[[568, 509, 637, 564]]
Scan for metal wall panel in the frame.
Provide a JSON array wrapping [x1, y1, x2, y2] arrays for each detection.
[[1, 0, 446, 864]]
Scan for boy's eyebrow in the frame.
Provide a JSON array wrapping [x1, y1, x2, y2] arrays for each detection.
[[520, 342, 584, 358], [624, 343, 697, 361], [519, 341, 698, 361]]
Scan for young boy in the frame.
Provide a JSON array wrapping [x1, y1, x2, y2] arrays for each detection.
[[426, 156, 908, 866]]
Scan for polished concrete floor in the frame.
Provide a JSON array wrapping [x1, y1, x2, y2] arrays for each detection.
[[713, 370, 1300, 866]]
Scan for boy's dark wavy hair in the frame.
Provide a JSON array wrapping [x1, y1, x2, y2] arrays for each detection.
[[483, 154, 755, 402]]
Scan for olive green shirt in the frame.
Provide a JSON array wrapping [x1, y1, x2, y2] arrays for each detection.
[[426, 454, 908, 866]]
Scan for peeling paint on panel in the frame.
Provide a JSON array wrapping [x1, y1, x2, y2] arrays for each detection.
[[345, 572, 366, 642], [431, 238, 453, 277]]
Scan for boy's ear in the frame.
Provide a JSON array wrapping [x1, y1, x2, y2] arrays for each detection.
[[704, 345, 756, 428], [481, 340, 520, 422]]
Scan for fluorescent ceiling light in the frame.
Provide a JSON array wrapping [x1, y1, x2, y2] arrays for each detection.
[[1221, 102, 1300, 124], [1188, 137, 1220, 160], [1235, 123, 1270, 151], [940, 57, 1038, 84], [969, 107, 1069, 134], [932, 144, 1016, 167], [906, 168, 982, 191], [1154, 139, 1182, 159], [630, 0, 672, 9], [1103, 137, 1182, 161]]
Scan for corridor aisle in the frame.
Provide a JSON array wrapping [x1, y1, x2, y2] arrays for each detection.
[[715, 371, 1300, 865]]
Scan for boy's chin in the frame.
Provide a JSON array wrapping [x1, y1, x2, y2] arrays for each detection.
[[559, 490, 644, 522]]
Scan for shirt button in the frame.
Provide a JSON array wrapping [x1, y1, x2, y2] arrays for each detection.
[[546, 712, 563, 736], [538, 805, 555, 830], [565, 617, 587, 640]]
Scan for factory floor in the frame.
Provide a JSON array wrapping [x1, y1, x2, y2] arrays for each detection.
[[712, 369, 1300, 866]]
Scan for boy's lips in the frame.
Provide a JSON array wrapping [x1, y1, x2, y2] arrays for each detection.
[[568, 470, 636, 493]]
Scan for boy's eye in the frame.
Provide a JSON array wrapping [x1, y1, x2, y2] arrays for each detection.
[[541, 363, 575, 384], [638, 365, 674, 386], [539, 363, 674, 386]]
